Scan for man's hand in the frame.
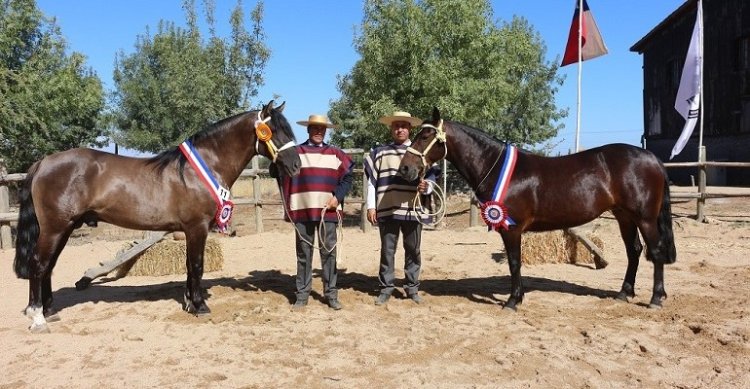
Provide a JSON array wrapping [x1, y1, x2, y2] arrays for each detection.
[[325, 196, 339, 210], [367, 208, 378, 225], [418, 179, 430, 194]]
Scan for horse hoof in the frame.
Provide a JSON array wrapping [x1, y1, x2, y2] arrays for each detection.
[[194, 305, 211, 316], [615, 293, 630, 302], [29, 323, 50, 334], [184, 301, 211, 316], [648, 302, 663, 309]]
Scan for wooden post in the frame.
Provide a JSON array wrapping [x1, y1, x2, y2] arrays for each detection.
[[361, 152, 370, 232], [252, 157, 263, 233], [0, 185, 10, 249], [469, 197, 479, 227], [696, 146, 706, 223]]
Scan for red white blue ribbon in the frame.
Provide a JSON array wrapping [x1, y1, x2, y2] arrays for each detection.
[[179, 140, 234, 233], [480, 144, 517, 230]]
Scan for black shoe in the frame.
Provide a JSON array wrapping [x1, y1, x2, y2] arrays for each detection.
[[374, 293, 391, 305], [327, 298, 343, 310], [408, 293, 423, 304]]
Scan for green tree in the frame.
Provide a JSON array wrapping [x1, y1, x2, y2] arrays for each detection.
[[0, 0, 105, 173], [109, 0, 269, 152], [329, 0, 565, 152]]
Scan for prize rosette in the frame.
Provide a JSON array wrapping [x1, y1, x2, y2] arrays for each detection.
[[215, 200, 234, 233], [480, 200, 510, 230]]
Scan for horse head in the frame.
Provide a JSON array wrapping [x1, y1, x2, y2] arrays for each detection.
[[399, 107, 448, 181], [258, 100, 301, 176]]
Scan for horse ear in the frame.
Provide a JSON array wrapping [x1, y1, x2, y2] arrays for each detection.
[[261, 100, 275, 118], [276, 101, 286, 113], [432, 107, 440, 122]]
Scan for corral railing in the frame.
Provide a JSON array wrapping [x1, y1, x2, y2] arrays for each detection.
[[2, 152, 748, 249], [663, 159, 750, 222]]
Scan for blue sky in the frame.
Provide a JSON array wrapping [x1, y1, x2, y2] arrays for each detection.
[[36, 0, 687, 155]]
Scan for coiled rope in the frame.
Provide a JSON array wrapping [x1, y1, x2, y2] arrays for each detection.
[[413, 179, 446, 227], [276, 180, 345, 262]]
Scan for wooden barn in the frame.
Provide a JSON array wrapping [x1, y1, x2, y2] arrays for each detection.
[[630, 0, 750, 186]]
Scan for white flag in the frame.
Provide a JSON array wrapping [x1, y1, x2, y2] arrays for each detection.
[[671, 1, 702, 160]]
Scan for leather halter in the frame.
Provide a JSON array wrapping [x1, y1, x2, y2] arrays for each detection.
[[255, 112, 296, 162], [405, 119, 447, 169]]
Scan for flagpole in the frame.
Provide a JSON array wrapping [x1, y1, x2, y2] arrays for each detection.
[[697, 0, 704, 151], [696, 0, 706, 222], [575, 0, 583, 153]]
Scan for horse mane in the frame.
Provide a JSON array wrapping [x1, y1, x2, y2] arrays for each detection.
[[146, 111, 250, 173], [146, 108, 295, 178], [446, 120, 513, 154]]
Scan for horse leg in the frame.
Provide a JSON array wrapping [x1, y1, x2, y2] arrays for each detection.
[[638, 221, 668, 308], [24, 230, 68, 333], [500, 230, 524, 310], [612, 211, 643, 302], [41, 277, 61, 323], [183, 228, 210, 315]]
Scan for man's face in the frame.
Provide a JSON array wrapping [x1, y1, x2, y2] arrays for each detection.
[[307, 125, 327, 145], [390, 121, 411, 144]]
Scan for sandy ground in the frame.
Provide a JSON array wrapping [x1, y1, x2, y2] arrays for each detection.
[[1, 196, 749, 388]]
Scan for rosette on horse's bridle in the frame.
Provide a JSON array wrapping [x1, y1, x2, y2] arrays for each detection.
[[255, 112, 296, 163]]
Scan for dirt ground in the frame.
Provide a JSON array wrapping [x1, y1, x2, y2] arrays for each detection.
[[1, 195, 749, 388]]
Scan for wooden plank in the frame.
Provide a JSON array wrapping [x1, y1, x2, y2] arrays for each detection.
[[565, 228, 608, 269], [75, 231, 169, 290]]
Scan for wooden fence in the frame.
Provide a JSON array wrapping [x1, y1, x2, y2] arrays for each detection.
[[2, 154, 748, 249], [663, 159, 750, 222]]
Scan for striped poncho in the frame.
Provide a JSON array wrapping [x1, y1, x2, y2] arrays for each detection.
[[281, 142, 354, 223], [364, 143, 438, 223]]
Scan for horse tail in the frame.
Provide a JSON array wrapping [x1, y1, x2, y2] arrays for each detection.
[[655, 174, 677, 264], [14, 162, 41, 279]]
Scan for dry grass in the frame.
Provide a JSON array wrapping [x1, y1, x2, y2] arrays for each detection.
[[115, 237, 224, 277], [521, 230, 603, 266]]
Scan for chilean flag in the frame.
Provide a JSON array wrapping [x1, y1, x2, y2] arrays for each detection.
[[561, 0, 608, 67]]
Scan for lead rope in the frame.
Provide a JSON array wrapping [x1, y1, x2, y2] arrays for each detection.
[[413, 178, 446, 227], [276, 180, 345, 262], [406, 120, 448, 227]]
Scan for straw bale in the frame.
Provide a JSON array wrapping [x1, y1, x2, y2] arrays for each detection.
[[520, 230, 604, 266], [115, 237, 223, 277]]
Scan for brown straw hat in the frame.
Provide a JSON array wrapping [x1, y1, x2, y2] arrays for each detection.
[[378, 111, 423, 127], [296, 114, 337, 129]]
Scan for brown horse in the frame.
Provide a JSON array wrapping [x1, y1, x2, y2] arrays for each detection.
[[399, 108, 677, 311], [13, 100, 300, 333]]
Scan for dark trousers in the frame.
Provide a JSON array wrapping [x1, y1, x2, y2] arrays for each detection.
[[378, 220, 422, 296], [295, 221, 338, 301]]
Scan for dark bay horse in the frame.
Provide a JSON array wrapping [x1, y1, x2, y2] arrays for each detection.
[[13, 100, 301, 333], [399, 109, 677, 311]]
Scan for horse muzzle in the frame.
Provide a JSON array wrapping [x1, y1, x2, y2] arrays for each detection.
[[398, 164, 421, 182], [277, 147, 301, 177]]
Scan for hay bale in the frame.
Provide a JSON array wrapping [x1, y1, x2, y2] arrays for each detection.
[[521, 231, 568, 265], [520, 230, 604, 266], [115, 237, 223, 277]]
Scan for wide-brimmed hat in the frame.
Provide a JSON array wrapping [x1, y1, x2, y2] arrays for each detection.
[[296, 114, 337, 129], [378, 111, 422, 127]]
